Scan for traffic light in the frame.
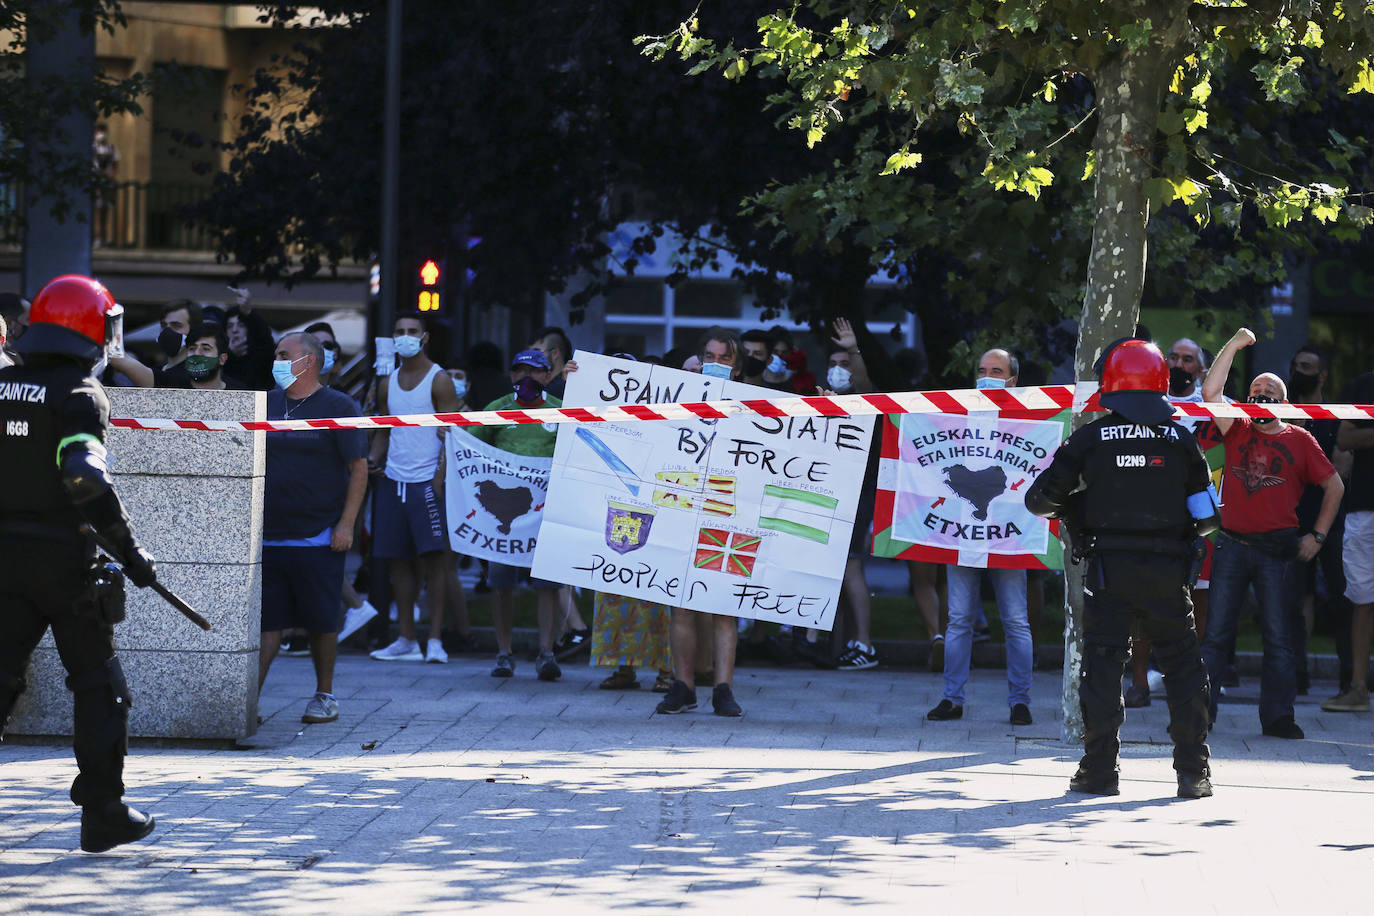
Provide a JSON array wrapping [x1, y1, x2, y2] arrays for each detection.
[[417, 258, 442, 312]]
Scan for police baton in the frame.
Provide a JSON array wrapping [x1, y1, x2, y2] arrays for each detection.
[[79, 524, 213, 632]]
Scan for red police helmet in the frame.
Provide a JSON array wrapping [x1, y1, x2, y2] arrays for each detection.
[[17, 274, 118, 361], [1100, 339, 1168, 394], [1097, 338, 1173, 424]]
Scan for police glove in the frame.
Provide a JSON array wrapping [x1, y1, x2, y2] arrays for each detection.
[[121, 540, 158, 589]]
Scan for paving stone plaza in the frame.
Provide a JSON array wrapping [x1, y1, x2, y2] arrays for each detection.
[[2, 653, 1371, 913]]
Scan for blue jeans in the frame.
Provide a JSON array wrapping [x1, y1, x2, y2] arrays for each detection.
[[943, 565, 1032, 707], [1201, 533, 1299, 727]]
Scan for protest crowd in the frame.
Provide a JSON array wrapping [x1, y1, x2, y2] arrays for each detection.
[[3, 282, 1371, 816]]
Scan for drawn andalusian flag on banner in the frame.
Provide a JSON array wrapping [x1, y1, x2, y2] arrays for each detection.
[[758, 484, 839, 545], [871, 407, 1070, 570]]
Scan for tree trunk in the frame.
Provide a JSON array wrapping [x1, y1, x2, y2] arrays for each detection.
[[1062, 11, 1188, 743]]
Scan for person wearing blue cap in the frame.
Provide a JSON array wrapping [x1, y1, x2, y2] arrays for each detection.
[[466, 348, 566, 681]]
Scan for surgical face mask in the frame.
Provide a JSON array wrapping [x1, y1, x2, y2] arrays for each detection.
[[452, 378, 468, 400], [321, 347, 336, 374], [273, 356, 306, 390], [976, 376, 1007, 390], [393, 334, 423, 359], [158, 326, 186, 359], [1287, 370, 1320, 401], [767, 353, 788, 376], [513, 376, 544, 403], [184, 354, 220, 381], [701, 361, 732, 379], [1247, 393, 1280, 424], [742, 355, 767, 378], [1168, 366, 1195, 396], [827, 365, 853, 392]]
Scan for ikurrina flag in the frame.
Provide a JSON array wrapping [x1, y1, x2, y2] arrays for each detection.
[[694, 528, 762, 577], [872, 407, 1070, 569]]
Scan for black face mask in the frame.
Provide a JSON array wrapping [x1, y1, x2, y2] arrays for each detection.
[[1168, 366, 1195, 396], [742, 355, 767, 378], [1248, 394, 1280, 424], [1287, 370, 1320, 401], [158, 326, 186, 359]]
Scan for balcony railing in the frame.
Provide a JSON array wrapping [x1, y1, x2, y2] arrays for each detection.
[[1, 181, 218, 252]]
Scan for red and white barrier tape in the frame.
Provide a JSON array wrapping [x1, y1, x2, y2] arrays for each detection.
[[109, 384, 1374, 432]]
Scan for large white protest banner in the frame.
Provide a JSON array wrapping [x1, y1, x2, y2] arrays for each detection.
[[872, 410, 1068, 569], [445, 428, 551, 568], [531, 352, 874, 630]]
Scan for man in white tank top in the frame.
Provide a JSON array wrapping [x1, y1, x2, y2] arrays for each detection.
[[368, 314, 463, 663]]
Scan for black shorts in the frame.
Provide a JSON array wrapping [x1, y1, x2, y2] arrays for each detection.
[[261, 545, 346, 634]]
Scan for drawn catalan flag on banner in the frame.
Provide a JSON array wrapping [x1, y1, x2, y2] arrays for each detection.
[[694, 528, 763, 577]]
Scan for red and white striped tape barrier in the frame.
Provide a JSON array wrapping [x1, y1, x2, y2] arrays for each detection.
[[109, 384, 1374, 432]]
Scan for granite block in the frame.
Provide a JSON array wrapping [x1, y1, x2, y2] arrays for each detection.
[[9, 647, 259, 740], [107, 387, 265, 478], [113, 473, 263, 564], [32, 562, 262, 653]]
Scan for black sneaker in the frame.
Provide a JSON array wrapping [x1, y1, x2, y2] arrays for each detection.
[[836, 640, 879, 671], [536, 652, 562, 681], [1176, 772, 1213, 798], [712, 683, 743, 717], [1068, 767, 1120, 796], [553, 627, 592, 661], [926, 699, 963, 721], [80, 802, 156, 853], [1123, 684, 1151, 708], [1009, 703, 1032, 726], [1261, 715, 1304, 739], [655, 680, 698, 714], [491, 653, 515, 678]]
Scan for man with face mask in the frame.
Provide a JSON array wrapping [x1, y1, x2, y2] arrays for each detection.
[[739, 330, 772, 386], [1285, 344, 1352, 696], [258, 333, 368, 724], [821, 322, 883, 672], [926, 347, 1034, 727], [1199, 328, 1344, 739], [466, 349, 565, 681], [368, 314, 463, 664]]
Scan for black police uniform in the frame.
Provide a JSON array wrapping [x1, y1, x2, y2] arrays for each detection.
[[0, 355, 154, 847], [1025, 412, 1215, 786]]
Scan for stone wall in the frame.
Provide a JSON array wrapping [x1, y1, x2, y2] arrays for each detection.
[[9, 387, 264, 741]]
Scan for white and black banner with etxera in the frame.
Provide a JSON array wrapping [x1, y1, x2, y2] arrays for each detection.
[[444, 428, 551, 568]]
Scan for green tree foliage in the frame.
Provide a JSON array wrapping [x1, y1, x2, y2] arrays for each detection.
[[641, 1, 1374, 372], [2, 1, 147, 222]]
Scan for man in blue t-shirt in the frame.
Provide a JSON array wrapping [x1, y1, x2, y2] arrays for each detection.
[[259, 332, 368, 724]]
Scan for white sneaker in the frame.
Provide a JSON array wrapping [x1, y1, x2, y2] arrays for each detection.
[[339, 601, 378, 642], [370, 637, 422, 661], [425, 639, 448, 664]]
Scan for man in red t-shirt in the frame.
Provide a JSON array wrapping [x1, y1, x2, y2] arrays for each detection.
[[1199, 328, 1344, 739]]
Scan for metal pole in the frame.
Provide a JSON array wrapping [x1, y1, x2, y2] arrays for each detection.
[[378, 0, 402, 339], [22, 8, 94, 294]]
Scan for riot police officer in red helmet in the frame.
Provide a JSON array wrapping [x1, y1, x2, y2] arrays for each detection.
[[1025, 338, 1221, 799], [0, 274, 158, 851]]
